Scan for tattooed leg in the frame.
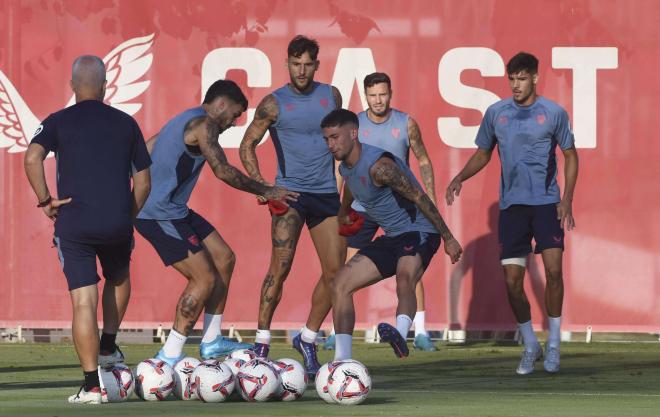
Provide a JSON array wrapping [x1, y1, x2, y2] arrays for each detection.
[[257, 209, 304, 329]]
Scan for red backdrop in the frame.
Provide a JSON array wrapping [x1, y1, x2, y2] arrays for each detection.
[[1, 0, 658, 333]]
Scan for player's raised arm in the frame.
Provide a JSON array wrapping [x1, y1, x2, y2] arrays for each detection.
[[407, 116, 436, 204], [239, 94, 278, 184], [194, 116, 298, 203]]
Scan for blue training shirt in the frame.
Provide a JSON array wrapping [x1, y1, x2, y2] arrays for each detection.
[[31, 100, 151, 244], [138, 107, 207, 220], [352, 109, 410, 212], [269, 82, 337, 193], [475, 96, 574, 209], [339, 143, 437, 237]]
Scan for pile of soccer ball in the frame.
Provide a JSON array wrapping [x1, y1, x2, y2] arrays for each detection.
[[98, 349, 371, 405]]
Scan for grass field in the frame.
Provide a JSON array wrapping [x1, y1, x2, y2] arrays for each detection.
[[1, 341, 659, 417]]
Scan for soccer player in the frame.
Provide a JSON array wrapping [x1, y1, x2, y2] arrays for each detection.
[[334, 72, 438, 351], [445, 52, 578, 374], [239, 35, 345, 378], [135, 79, 298, 367], [321, 108, 462, 360], [24, 55, 152, 404]]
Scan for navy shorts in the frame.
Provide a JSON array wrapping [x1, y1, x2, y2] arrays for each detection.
[[54, 236, 134, 291], [134, 209, 216, 266], [498, 204, 564, 259], [358, 231, 441, 278], [346, 211, 380, 249], [286, 192, 340, 229]]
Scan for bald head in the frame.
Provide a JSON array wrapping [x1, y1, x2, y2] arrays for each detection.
[[71, 55, 106, 101]]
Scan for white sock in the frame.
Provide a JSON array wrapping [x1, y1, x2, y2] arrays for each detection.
[[255, 329, 271, 344], [330, 326, 336, 336], [395, 314, 413, 339], [201, 313, 222, 343], [334, 334, 352, 361], [518, 320, 539, 351], [413, 311, 427, 336], [300, 326, 318, 344], [162, 329, 186, 358], [547, 316, 562, 348]]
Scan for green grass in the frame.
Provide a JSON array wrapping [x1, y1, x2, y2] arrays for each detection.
[[1, 342, 660, 416]]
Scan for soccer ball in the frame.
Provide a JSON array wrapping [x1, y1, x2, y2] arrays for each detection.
[[173, 357, 200, 400], [200, 358, 222, 366], [135, 359, 175, 401], [272, 358, 307, 401], [236, 358, 281, 402], [315, 361, 344, 404], [226, 348, 257, 362], [326, 360, 371, 405], [223, 357, 245, 376], [193, 361, 235, 403], [99, 363, 134, 403]]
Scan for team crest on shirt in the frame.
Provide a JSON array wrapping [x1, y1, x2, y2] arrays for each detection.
[[359, 176, 367, 187], [319, 98, 329, 109], [536, 114, 546, 125], [391, 128, 400, 139], [188, 235, 200, 246], [498, 115, 508, 125], [285, 103, 295, 111], [362, 129, 370, 137]]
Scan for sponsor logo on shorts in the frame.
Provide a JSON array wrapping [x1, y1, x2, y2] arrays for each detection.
[[403, 245, 414, 252], [188, 235, 200, 246], [552, 236, 562, 243]]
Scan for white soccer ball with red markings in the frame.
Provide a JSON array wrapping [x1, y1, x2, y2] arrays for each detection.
[[200, 358, 222, 367], [99, 363, 134, 403], [316, 361, 344, 404], [272, 358, 307, 401], [173, 357, 200, 400], [236, 358, 281, 402], [135, 359, 175, 401], [326, 360, 371, 405], [226, 349, 257, 362], [223, 357, 245, 376], [193, 361, 235, 403]]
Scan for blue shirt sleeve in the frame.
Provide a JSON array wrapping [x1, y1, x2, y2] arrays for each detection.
[[555, 109, 575, 150], [475, 107, 496, 150], [130, 120, 151, 173], [30, 114, 58, 153]]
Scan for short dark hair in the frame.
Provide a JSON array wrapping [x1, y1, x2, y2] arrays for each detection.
[[364, 72, 391, 90], [506, 52, 539, 75], [321, 108, 359, 129], [203, 79, 248, 109], [288, 35, 319, 60]]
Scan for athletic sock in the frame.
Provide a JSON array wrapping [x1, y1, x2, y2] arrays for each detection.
[[334, 334, 352, 361], [201, 313, 223, 343], [300, 326, 318, 344], [99, 332, 117, 353], [395, 314, 413, 339], [162, 329, 187, 358], [413, 311, 427, 336], [518, 320, 539, 351], [255, 329, 271, 344], [330, 326, 336, 336], [84, 369, 100, 391], [547, 316, 562, 348]]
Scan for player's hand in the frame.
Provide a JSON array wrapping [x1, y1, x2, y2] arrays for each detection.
[[42, 197, 72, 221], [337, 209, 354, 227], [443, 237, 463, 264], [557, 199, 575, 231], [445, 176, 462, 206], [255, 181, 274, 204], [263, 186, 299, 204]]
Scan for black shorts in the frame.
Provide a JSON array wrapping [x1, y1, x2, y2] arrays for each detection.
[[346, 211, 379, 249], [287, 192, 340, 229], [498, 204, 564, 259], [53, 236, 134, 291], [134, 209, 216, 266], [358, 231, 441, 278]]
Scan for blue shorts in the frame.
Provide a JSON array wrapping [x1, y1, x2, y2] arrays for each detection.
[[358, 232, 441, 278], [134, 209, 216, 266], [286, 192, 340, 229], [498, 204, 564, 259], [346, 211, 379, 249], [53, 237, 134, 291]]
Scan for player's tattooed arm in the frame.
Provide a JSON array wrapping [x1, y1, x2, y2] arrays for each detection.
[[370, 156, 454, 242], [408, 117, 437, 204], [332, 86, 343, 109], [239, 94, 279, 183]]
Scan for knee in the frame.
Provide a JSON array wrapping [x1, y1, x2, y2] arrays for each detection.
[[545, 266, 563, 285], [504, 275, 524, 295], [395, 274, 416, 293], [224, 250, 236, 271], [332, 273, 352, 299]]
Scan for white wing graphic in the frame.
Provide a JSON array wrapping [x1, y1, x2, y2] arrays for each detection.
[[66, 33, 155, 115], [0, 70, 40, 153]]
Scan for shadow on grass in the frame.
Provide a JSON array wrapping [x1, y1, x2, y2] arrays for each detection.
[[0, 363, 80, 374], [0, 379, 81, 390]]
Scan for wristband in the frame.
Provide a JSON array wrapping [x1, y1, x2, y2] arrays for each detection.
[[37, 196, 52, 208]]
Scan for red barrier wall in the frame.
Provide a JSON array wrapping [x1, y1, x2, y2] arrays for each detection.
[[1, 0, 658, 332]]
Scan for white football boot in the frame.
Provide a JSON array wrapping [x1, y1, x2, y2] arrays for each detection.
[[516, 343, 543, 375]]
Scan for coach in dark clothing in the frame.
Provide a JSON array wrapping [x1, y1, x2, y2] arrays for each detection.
[[24, 55, 151, 404]]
